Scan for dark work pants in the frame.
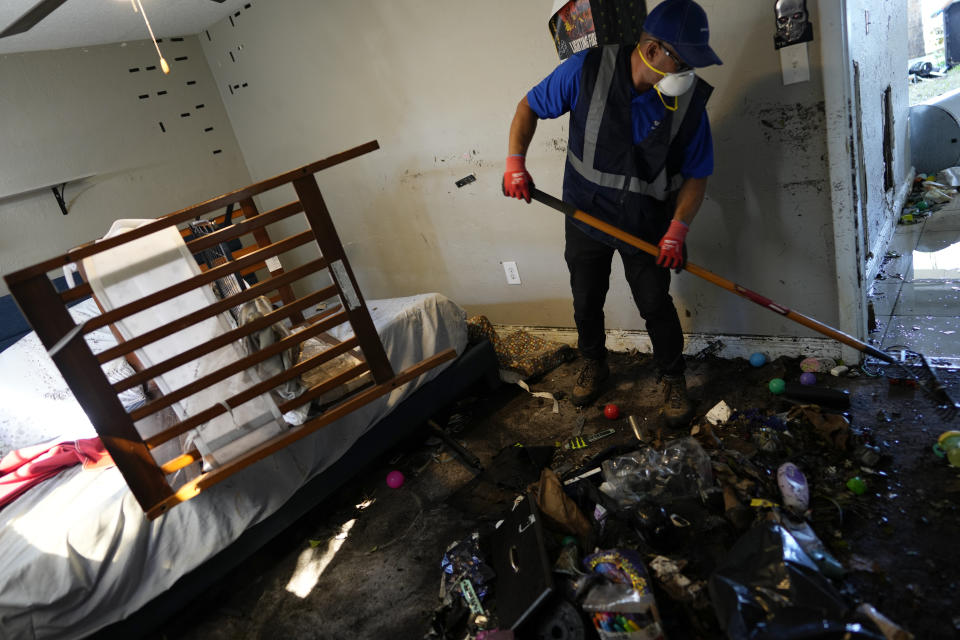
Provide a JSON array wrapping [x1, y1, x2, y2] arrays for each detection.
[[564, 219, 685, 376]]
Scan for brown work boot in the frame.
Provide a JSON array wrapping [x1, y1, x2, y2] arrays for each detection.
[[571, 358, 609, 406], [660, 374, 693, 428]]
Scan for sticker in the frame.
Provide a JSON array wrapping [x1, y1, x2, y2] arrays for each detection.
[[330, 259, 360, 310], [265, 256, 282, 272]]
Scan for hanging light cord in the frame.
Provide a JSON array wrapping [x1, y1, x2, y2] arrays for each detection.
[[134, 0, 170, 74]]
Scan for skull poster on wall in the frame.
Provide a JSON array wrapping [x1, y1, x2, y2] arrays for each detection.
[[774, 0, 813, 49]]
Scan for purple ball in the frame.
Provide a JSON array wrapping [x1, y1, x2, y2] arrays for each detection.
[[386, 470, 405, 489], [799, 372, 816, 385]]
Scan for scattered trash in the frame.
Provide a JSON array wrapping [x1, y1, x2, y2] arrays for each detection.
[[710, 523, 883, 639], [510, 377, 560, 414], [440, 532, 494, 608], [559, 429, 617, 451], [599, 438, 714, 509], [777, 462, 810, 513], [705, 400, 734, 426], [781, 382, 851, 409], [627, 415, 651, 442], [582, 549, 665, 638], [790, 405, 851, 449], [649, 555, 709, 609], [853, 443, 884, 468], [778, 516, 845, 579], [531, 468, 594, 547], [856, 603, 915, 640], [422, 350, 945, 639]]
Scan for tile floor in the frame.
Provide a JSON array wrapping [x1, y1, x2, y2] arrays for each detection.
[[869, 198, 960, 367]]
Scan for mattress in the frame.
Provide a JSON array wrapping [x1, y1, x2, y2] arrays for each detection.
[[0, 292, 467, 640]]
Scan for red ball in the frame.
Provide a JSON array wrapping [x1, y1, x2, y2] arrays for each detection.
[[603, 403, 620, 420]]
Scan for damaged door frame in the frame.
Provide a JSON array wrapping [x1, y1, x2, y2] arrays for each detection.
[[818, 0, 866, 365], [819, 0, 916, 365]]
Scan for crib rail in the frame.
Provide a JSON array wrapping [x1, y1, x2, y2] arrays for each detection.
[[4, 140, 455, 519]]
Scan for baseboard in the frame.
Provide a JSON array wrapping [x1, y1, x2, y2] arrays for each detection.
[[494, 324, 848, 363]]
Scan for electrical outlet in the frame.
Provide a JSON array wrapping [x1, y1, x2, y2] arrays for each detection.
[[502, 261, 522, 285]]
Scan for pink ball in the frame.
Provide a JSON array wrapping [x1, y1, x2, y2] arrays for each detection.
[[799, 372, 816, 385], [386, 470, 405, 489]]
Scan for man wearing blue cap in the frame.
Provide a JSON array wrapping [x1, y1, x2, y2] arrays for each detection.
[[502, 0, 722, 426]]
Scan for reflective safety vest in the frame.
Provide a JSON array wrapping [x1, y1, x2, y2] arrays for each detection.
[[563, 45, 713, 252]]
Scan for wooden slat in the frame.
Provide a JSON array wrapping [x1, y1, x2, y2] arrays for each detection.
[[146, 348, 456, 519], [82, 230, 314, 334], [277, 361, 370, 415], [146, 336, 362, 450], [7, 275, 173, 512], [162, 449, 200, 474], [129, 311, 350, 421], [293, 174, 395, 384], [113, 287, 333, 392], [4, 140, 379, 285], [182, 201, 303, 256], [239, 197, 300, 317], [61, 201, 306, 304], [96, 262, 331, 364]]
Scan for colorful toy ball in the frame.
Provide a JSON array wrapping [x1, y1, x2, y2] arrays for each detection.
[[799, 372, 816, 385], [603, 403, 620, 420], [800, 357, 821, 372], [386, 470, 405, 489], [768, 378, 786, 394], [749, 352, 767, 367]]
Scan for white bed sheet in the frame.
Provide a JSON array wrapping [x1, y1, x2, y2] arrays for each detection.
[[0, 298, 145, 459], [0, 293, 466, 640]]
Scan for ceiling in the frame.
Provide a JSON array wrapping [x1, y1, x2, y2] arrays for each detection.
[[0, 0, 250, 56]]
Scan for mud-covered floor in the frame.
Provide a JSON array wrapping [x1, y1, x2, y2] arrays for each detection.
[[151, 350, 960, 640]]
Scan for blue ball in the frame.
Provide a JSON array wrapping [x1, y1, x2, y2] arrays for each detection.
[[749, 352, 767, 367]]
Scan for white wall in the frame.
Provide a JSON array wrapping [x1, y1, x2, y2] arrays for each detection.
[[199, 0, 847, 344], [845, 1, 911, 271], [0, 37, 251, 296]]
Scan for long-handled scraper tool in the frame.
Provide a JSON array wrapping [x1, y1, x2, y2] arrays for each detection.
[[529, 187, 960, 418]]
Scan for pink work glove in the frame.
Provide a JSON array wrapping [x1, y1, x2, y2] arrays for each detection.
[[502, 154, 534, 203], [657, 219, 689, 271]]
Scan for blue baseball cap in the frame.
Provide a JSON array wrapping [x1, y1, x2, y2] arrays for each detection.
[[644, 0, 723, 68]]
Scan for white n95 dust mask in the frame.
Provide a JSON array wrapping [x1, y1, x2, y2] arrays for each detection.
[[638, 43, 696, 111], [655, 70, 696, 98]]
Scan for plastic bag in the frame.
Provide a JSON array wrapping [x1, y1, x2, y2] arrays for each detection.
[[600, 438, 714, 507], [709, 523, 884, 639], [582, 549, 664, 639]]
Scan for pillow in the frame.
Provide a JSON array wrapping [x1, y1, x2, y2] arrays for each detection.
[[0, 298, 146, 458]]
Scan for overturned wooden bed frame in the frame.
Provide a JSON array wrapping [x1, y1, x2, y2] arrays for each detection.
[[4, 140, 456, 519]]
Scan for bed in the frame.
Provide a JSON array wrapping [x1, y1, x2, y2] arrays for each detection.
[[0, 142, 499, 639]]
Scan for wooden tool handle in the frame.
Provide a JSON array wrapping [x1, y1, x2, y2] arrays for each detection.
[[529, 188, 891, 364]]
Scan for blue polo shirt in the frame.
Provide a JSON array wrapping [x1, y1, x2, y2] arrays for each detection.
[[526, 50, 713, 179]]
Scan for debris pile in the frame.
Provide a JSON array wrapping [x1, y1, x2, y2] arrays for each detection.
[[898, 171, 958, 225], [423, 354, 937, 639]]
